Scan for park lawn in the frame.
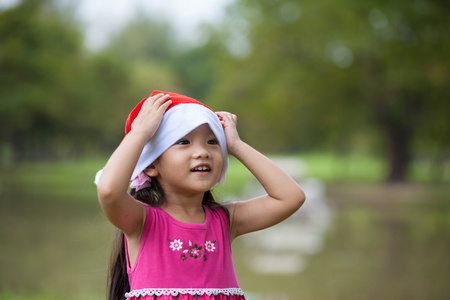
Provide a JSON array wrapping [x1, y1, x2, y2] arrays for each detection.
[[1, 153, 449, 299]]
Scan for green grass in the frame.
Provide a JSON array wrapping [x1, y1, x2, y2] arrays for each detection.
[[1, 158, 104, 202], [1, 153, 449, 299], [299, 152, 450, 183], [299, 152, 387, 182]]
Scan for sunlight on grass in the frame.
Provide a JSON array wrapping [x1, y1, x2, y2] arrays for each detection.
[[300, 152, 387, 182]]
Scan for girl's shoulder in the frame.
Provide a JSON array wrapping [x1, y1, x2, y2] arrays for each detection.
[[206, 204, 230, 226], [206, 204, 226, 214]]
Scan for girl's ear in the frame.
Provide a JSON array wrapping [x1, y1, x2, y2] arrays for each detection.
[[144, 164, 159, 177]]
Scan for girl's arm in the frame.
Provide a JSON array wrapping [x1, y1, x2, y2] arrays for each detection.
[[97, 94, 171, 237], [216, 112, 306, 239]]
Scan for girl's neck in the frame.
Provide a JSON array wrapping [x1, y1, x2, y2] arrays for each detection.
[[160, 194, 206, 224]]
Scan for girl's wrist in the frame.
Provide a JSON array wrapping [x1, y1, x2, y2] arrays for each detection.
[[229, 140, 246, 157], [130, 126, 155, 139]]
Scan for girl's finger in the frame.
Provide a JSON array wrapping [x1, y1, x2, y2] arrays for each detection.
[[154, 94, 171, 104], [159, 99, 172, 111], [141, 94, 170, 111], [147, 95, 169, 111], [150, 93, 165, 100], [144, 93, 164, 104]]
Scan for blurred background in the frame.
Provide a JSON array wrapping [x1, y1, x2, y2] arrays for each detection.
[[0, 0, 449, 299]]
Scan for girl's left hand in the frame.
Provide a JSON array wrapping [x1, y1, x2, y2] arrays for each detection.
[[216, 111, 242, 156]]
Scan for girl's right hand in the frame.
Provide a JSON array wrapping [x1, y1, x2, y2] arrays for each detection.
[[97, 94, 171, 240], [216, 111, 243, 156], [131, 93, 172, 139]]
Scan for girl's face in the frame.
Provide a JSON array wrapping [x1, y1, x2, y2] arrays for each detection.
[[149, 124, 223, 196]]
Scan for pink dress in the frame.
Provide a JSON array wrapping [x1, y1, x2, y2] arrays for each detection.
[[124, 204, 245, 300]]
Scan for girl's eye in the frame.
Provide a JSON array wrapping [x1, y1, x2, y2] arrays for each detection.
[[208, 139, 219, 145], [177, 139, 190, 145]]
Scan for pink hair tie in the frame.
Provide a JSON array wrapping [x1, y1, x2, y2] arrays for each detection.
[[130, 172, 151, 191]]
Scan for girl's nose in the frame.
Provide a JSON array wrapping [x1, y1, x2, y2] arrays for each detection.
[[193, 143, 210, 159]]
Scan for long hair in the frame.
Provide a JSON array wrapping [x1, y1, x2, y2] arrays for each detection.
[[107, 178, 229, 300]]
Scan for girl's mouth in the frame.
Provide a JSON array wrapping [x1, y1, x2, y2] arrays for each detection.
[[191, 166, 211, 172]]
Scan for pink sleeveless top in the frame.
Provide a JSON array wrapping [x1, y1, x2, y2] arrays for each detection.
[[125, 204, 245, 300]]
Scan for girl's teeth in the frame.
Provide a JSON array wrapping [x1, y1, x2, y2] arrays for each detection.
[[193, 167, 209, 171]]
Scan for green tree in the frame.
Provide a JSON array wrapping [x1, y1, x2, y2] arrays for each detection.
[[0, 0, 133, 161], [204, 0, 450, 182], [105, 16, 183, 98], [0, 0, 86, 160]]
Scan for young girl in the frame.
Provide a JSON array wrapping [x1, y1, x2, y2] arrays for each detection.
[[95, 91, 305, 300]]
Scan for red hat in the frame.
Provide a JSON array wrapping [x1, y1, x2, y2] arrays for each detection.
[[95, 90, 228, 186], [125, 90, 213, 135]]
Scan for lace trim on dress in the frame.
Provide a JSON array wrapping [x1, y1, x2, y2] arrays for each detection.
[[125, 288, 244, 299]]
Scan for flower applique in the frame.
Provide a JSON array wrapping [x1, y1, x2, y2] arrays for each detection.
[[205, 240, 216, 252], [168, 239, 218, 261], [183, 240, 203, 259], [168, 239, 183, 251]]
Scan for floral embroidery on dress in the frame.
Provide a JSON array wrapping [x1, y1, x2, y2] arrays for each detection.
[[168, 239, 183, 251], [183, 240, 203, 259], [168, 238, 217, 262], [205, 240, 216, 252]]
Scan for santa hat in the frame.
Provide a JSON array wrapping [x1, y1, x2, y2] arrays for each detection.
[[94, 90, 228, 187]]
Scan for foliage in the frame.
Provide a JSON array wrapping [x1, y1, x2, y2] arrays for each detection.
[[105, 16, 182, 95], [1, 0, 83, 160], [0, 1, 179, 163], [1, 0, 449, 183], [202, 0, 450, 182], [0, 0, 118, 160]]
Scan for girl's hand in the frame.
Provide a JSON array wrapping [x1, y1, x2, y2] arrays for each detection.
[[97, 93, 171, 239], [216, 111, 305, 240], [131, 93, 172, 139], [216, 111, 242, 156]]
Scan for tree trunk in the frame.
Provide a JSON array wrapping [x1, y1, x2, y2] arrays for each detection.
[[385, 123, 411, 182], [370, 91, 414, 183]]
